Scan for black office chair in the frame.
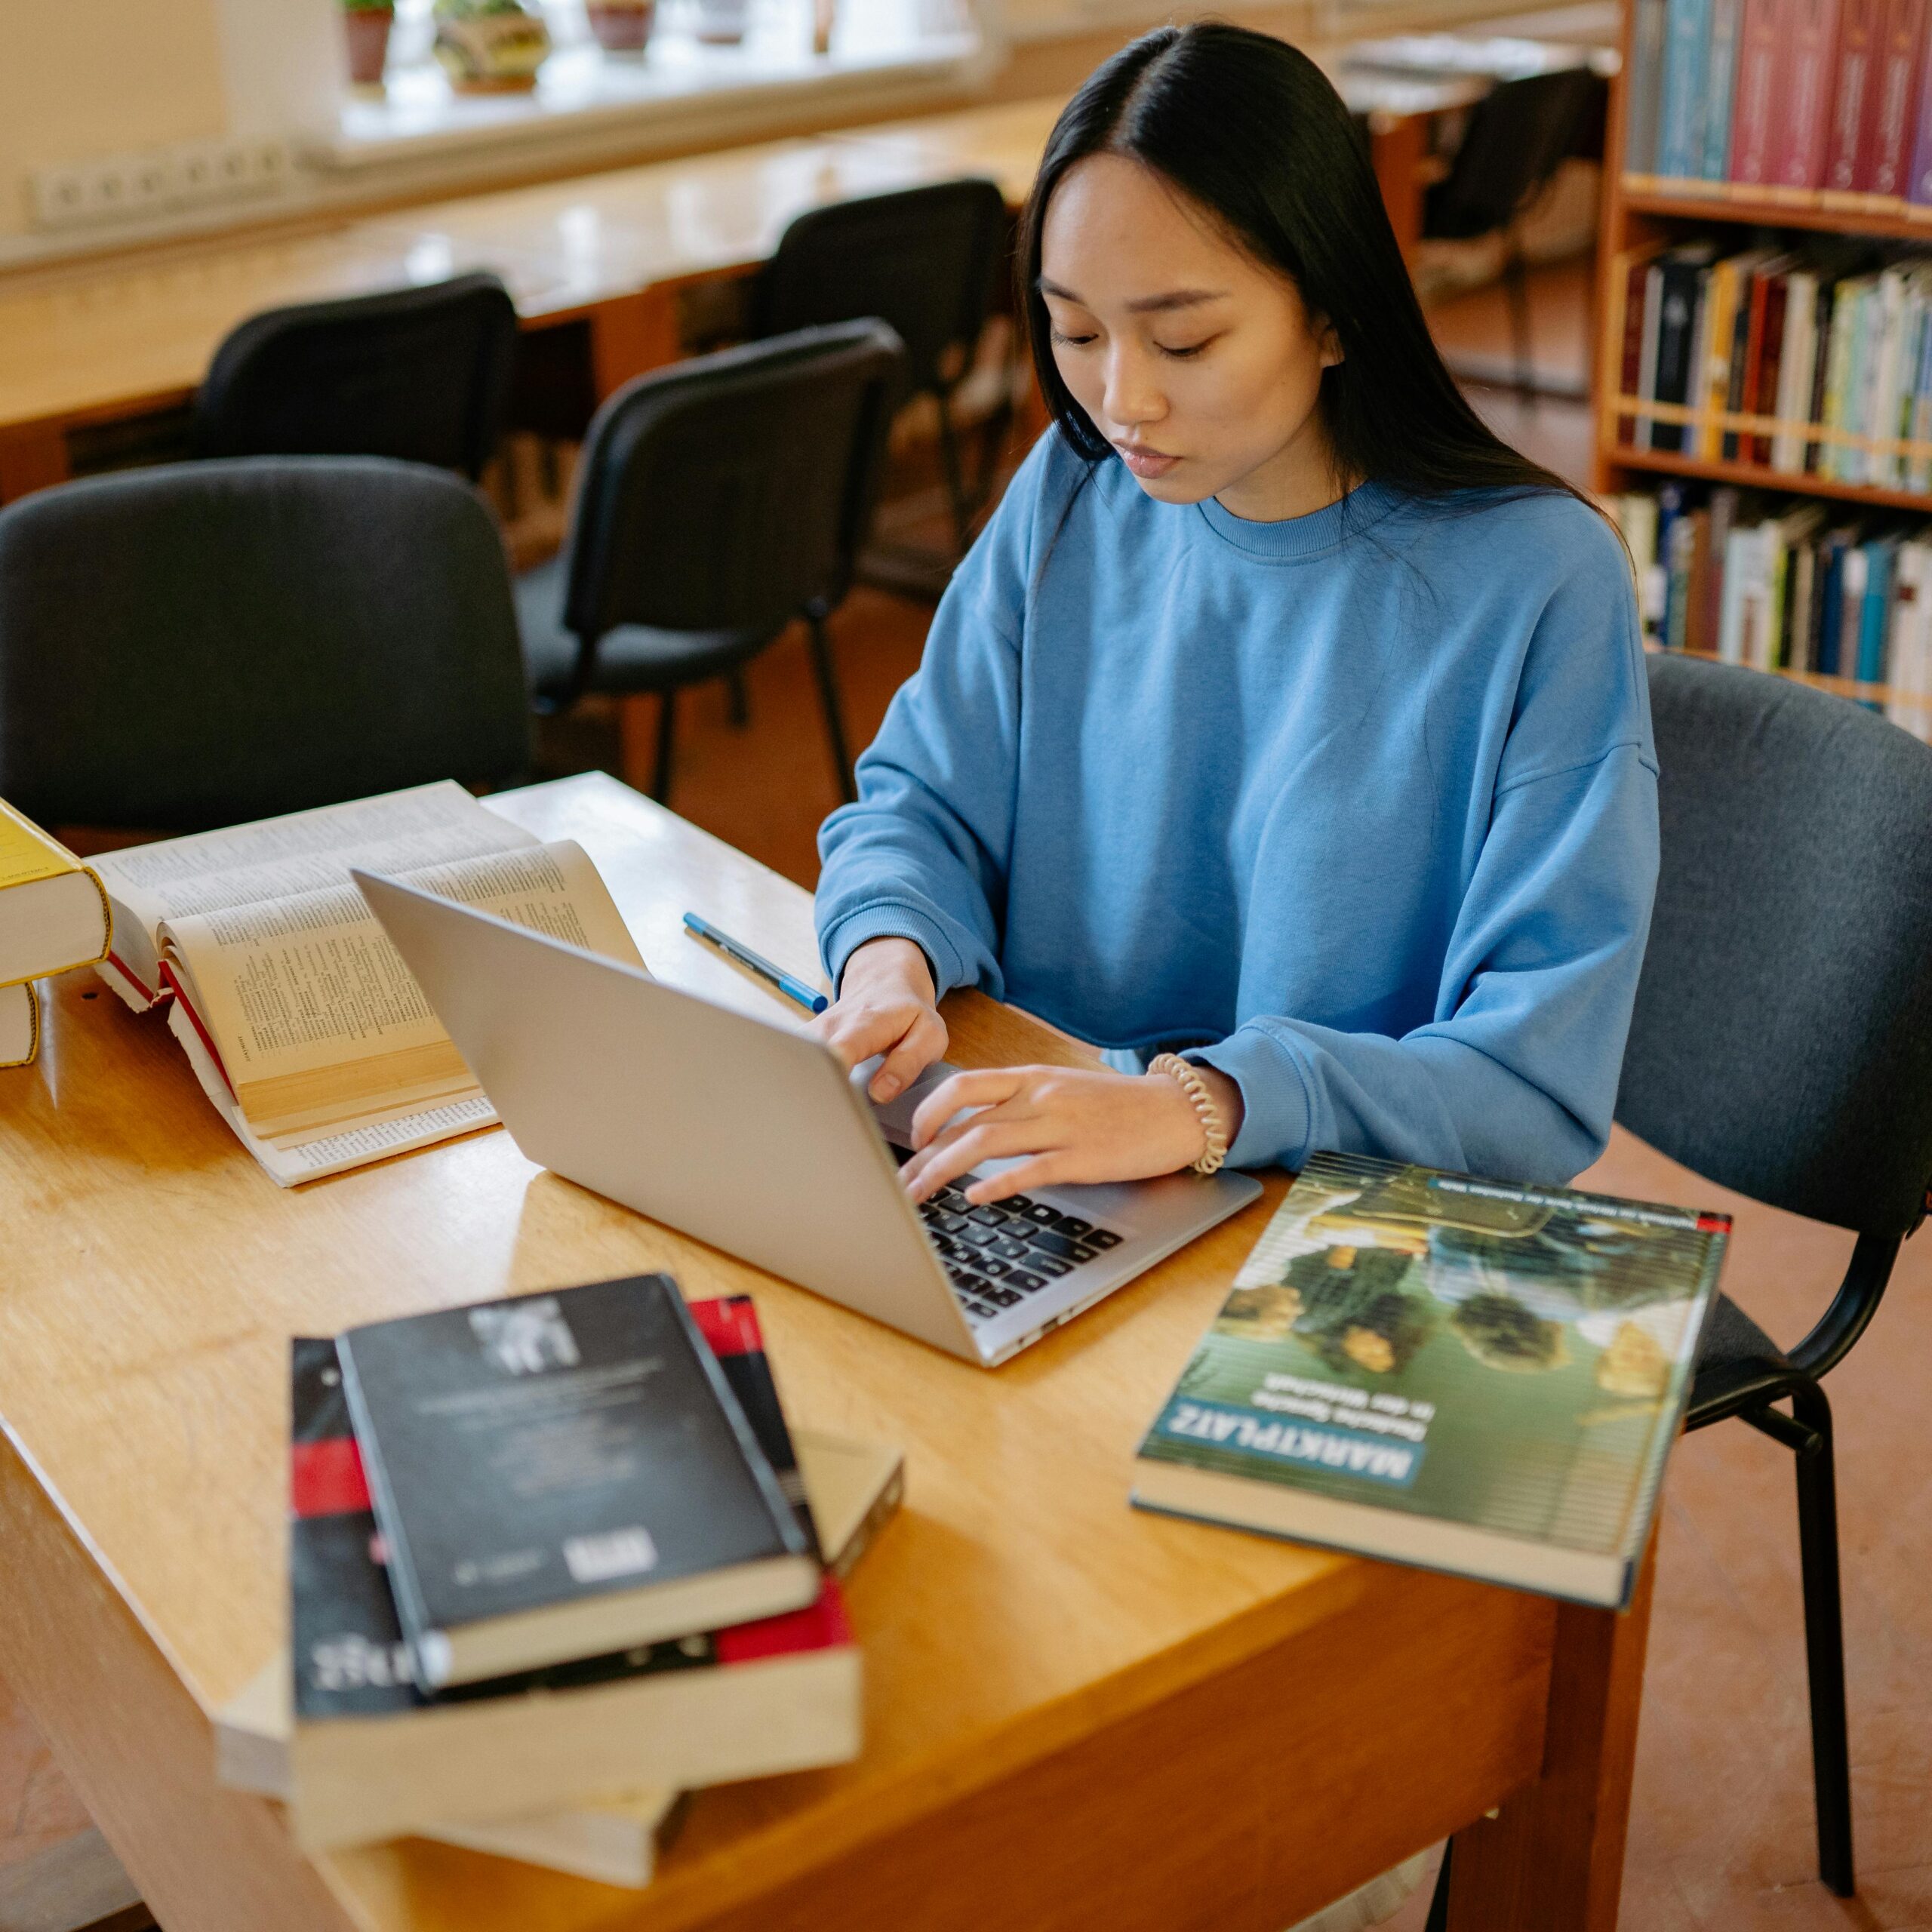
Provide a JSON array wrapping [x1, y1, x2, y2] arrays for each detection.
[[516, 319, 906, 808], [1423, 66, 1605, 402], [0, 458, 531, 832], [1426, 656, 1932, 1928], [192, 272, 519, 481], [751, 179, 1011, 556]]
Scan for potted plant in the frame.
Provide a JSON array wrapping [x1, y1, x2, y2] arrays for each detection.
[[340, 0, 396, 88], [587, 0, 654, 52], [432, 0, 552, 91]]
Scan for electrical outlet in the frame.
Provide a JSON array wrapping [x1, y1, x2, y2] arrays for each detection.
[[29, 137, 297, 233]]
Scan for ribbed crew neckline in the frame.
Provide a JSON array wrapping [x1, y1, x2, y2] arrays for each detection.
[[1195, 476, 1405, 561]]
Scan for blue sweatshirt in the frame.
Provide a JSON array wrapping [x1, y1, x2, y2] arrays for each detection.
[[815, 432, 1659, 1184]]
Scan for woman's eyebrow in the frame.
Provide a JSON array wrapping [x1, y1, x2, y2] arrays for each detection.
[[1036, 278, 1229, 314]]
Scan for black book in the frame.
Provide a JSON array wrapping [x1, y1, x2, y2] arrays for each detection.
[[337, 1273, 819, 1689], [1650, 244, 1716, 455]]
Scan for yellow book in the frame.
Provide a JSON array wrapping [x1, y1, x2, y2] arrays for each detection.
[[0, 798, 111, 988], [0, 980, 38, 1069]]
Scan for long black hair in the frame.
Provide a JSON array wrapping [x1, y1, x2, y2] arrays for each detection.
[[1017, 23, 1590, 509]]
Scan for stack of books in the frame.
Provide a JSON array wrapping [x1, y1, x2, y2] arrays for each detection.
[[219, 1273, 903, 1887], [1627, 0, 1932, 209], [1605, 481, 1932, 731], [0, 799, 111, 1068], [1611, 240, 1932, 490], [88, 781, 645, 1183]]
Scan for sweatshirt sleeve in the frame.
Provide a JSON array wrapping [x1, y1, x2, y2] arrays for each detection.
[[1193, 525, 1660, 1186], [814, 438, 1057, 998]]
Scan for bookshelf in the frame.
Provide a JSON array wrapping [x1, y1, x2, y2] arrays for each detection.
[[1589, 0, 1932, 715]]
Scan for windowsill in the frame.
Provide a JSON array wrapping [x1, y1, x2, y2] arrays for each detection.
[[315, 8, 988, 173]]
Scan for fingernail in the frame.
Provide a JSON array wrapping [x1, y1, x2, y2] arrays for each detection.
[[875, 1075, 901, 1100]]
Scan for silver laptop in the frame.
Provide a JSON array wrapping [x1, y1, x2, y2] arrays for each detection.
[[355, 871, 1261, 1367]]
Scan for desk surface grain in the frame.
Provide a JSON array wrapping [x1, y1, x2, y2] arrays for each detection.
[[0, 774, 1560, 1932]]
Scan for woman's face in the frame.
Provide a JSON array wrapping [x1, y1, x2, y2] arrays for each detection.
[[1038, 152, 1343, 521]]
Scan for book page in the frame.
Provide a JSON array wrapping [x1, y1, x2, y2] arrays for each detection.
[[162, 840, 645, 1140], [91, 783, 536, 943]]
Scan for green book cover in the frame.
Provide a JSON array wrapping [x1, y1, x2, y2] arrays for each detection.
[[1135, 1153, 1729, 1596]]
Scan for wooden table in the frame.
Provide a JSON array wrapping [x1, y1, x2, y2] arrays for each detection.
[[0, 78, 1484, 507], [0, 772, 1652, 1932]]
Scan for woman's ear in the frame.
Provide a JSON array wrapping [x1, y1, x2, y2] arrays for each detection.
[[1318, 319, 1344, 370]]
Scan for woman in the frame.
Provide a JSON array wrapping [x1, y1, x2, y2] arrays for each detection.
[[816, 33, 1651, 1173], [811, 21, 1656, 1217], [813, 32, 1655, 1923]]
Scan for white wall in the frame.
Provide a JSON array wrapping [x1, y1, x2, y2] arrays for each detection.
[[0, 0, 339, 242]]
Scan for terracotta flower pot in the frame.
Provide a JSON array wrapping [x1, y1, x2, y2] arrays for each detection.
[[588, 1, 654, 50], [342, 7, 395, 86]]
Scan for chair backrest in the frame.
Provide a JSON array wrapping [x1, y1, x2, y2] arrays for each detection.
[[752, 180, 1008, 399], [1426, 66, 1604, 240], [0, 457, 531, 832], [192, 272, 518, 479], [562, 319, 906, 645], [1616, 654, 1932, 1238]]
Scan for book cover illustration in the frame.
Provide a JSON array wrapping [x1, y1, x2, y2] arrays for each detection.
[[1139, 1152, 1727, 1559]]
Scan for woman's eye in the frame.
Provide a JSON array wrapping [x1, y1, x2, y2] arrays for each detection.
[[1049, 328, 1097, 347], [1158, 339, 1213, 359]]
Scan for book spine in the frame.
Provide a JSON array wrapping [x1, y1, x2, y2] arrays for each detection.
[[1909, 19, 1932, 200], [1618, 254, 1651, 446], [1752, 271, 1791, 464], [1718, 523, 1753, 661], [1627, 0, 1672, 176], [1639, 263, 1667, 450], [1857, 0, 1928, 193], [1806, 281, 1839, 469], [1702, 0, 1749, 175], [1858, 542, 1894, 681], [1724, 266, 1766, 460], [1824, 0, 1884, 193], [1774, 275, 1819, 468], [1651, 257, 1707, 453], [1776, 0, 1848, 186], [1730, 0, 1790, 181], [1658, 0, 1715, 178]]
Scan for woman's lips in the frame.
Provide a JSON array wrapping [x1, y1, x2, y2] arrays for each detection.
[[1116, 443, 1180, 479]]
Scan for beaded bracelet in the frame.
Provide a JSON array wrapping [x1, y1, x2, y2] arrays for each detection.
[[1148, 1053, 1230, 1176]]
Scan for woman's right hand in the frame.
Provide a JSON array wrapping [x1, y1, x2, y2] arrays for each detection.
[[806, 937, 948, 1104]]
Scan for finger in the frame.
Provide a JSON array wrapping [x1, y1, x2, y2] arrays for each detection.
[[961, 1151, 1077, 1204], [812, 1002, 909, 1071], [869, 1008, 949, 1103], [909, 1066, 1029, 1143], [903, 1117, 1055, 1202]]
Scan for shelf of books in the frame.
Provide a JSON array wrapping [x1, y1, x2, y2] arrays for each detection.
[[1594, 0, 1932, 733]]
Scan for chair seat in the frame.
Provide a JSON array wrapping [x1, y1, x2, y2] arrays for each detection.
[[515, 556, 774, 706], [1686, 1290, 1795, 1430]]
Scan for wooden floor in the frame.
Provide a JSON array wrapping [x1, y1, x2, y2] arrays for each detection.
[[8, 260, 1929, 1930]]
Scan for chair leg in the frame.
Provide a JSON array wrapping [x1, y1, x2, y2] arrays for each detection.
[[653, 688, 677, 805], [1423, 1841, 1451, 1932], [1503, 248, 1537, 410], [725, 669, 751, 728], [1789, 1380, 1856, 1897], [935, 395, 972, 555], [805, 611, 857, 804]]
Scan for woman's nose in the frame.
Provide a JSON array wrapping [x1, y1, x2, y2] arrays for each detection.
[[1102, 349, 1165, 431]]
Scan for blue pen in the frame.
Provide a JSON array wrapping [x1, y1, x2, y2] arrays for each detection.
[[682, 912, 829, 1015]]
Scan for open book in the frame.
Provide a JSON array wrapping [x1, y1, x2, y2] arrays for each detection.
[[91, 783, 645, 1185]]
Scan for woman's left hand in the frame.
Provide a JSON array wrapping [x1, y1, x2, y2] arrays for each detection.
[[900, 1063, 1243, 1204]]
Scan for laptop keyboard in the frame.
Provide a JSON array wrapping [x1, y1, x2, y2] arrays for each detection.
[[914, 1180, 1124, 1324]]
